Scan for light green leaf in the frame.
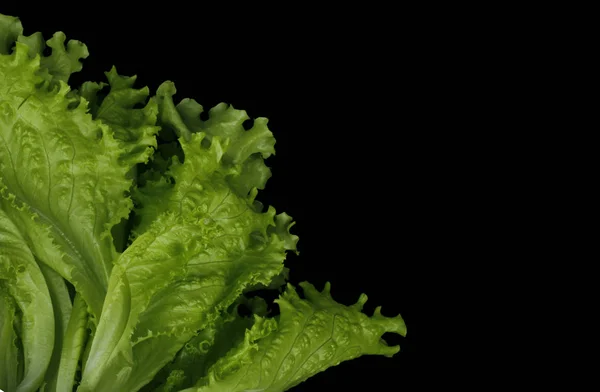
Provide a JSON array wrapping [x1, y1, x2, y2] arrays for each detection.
[[38, 32, 88, 83], [72, 67, 160, 252], [0, 208, 55, 392], [142, 303, 254, 392], [0, 14, 87, 86], [81, 97, 296, 390], [80, 205, 295, 391], [133, 82, 278, 236], [16, 32, 44, 59], [78, 67, 159, 169], [78, 264, 131, 391], [55, 293, 89, 392], [0, 37, 157, 319], [38, 263, 72, 392], [186, 282, 406, 392]]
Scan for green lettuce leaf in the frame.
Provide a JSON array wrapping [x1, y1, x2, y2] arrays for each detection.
[[141, 302, 255, 392], [55, 293, 89, 392], [0, 22, 157, 319], [72, 67, 160, 251], [133, 82, 276, 237], [0, 208, 55, 392], [184, 282, 406, 392], [80, 194, 296, 392], [75, 67, 159, 171], [37, 263, 71, 392], [79, 84, 297, 391]]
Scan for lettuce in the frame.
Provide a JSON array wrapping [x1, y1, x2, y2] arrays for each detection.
[[0, 13, 407, 392]]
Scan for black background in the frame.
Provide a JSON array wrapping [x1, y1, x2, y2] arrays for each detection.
[[3, 6, 420, 390]]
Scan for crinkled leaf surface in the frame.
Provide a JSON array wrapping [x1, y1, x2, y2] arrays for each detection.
[[0, 20, 158, 319], [186, 283, 406, 392], [80, 96, 297, 390]]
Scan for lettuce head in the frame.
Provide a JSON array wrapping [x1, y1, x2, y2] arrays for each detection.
[[0, 13, 407, 392]]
